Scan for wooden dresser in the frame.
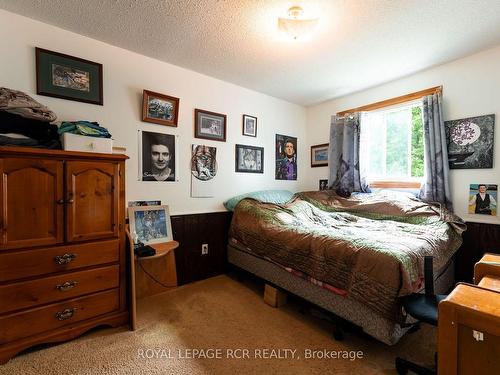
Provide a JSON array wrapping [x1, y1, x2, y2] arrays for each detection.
[[0, 146, 129, 364]]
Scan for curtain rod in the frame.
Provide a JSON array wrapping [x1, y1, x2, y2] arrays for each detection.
[[336, 86, 442, 116]]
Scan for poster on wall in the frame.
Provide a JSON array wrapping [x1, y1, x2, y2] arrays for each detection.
[[191, 144, 218, 198], [445, 114, 495, 169], [468, 184, 497, 216], [139, 130, 176, 182], [275, 134, 297, 180]]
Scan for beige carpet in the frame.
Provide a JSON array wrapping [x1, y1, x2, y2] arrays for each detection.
[[0, 275, 436, 375]]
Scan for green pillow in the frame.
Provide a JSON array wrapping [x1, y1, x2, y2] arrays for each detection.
[[224, 190, 294, 211]]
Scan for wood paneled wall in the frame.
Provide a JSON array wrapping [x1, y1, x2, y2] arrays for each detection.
[[455, 222, 500, 282], [171, 212, 232, 285]]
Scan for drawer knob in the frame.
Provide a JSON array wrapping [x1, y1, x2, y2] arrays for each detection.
[[55, 308, 76, 321], [56, 281, 78, 292], [54, 253, 76, 265]]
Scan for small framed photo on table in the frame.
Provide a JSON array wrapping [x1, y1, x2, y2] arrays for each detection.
[[194, 109, 227, 142], [242, 114, 257, 137], [36, 47, 103, 105], [142, 89, 180, 127], [311, 143, 329, 167], [128, 205, 173, 245]]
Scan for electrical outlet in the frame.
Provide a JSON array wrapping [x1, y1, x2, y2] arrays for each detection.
[[201, 243, 209, 255]]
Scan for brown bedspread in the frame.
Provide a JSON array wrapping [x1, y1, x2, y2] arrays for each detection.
[[229, 190, 465, 322]]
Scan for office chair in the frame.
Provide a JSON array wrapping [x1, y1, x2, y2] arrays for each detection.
[[395, 256, 447, 375]]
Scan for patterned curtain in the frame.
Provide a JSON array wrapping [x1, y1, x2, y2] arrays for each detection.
[[419, 92, 453, 211], [328, 112, 370, 197]]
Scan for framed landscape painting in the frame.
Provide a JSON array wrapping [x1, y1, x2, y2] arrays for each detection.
[[311, 143, 329, 167], [235, 144, 264, 173], [142, 89, 179, 127], [194, 109, 227, 142], [36, 47, 103, 105]]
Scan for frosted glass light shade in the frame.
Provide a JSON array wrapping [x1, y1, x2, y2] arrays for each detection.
[[277, 6, 319, 40]]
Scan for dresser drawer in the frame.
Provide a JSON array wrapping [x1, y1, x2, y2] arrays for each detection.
[[0, 240, 119, 282], [0, 289, 119, 344], [0, 265, 119, 314]]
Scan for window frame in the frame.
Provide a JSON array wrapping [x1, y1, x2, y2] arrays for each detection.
[[336, 86, 441, 189]]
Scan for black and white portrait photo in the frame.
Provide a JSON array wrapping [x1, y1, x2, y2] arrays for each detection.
[[319, 179, 328, 191], [140, 131, 176, 182], [235, 144, 264, 173], [243, 114, 257, 137]]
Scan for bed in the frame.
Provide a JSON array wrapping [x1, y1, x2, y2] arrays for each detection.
[[227, 190, 465, 345]]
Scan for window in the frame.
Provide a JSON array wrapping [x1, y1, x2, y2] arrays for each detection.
[[360, 101, 424, 186]]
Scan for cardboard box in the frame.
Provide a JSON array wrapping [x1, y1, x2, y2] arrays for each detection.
[[61, 133, 113, 154]]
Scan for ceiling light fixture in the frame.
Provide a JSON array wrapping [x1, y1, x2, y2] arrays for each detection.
[[277, 6, 319, 40]]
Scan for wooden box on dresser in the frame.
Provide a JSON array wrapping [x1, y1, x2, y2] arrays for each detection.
[[0, 146, 129, 364]]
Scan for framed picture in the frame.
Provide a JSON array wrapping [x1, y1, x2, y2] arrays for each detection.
[[128, 205, 173, 245], [445, 114, 495, 169], [128, 200, 162, 207], [35, 47, 103, 105], [468, 184, 497, 216], [275, 134, 297, 180], [235, 144, 264, 173], [194, 109, 226, 142], [139, 131, 176, 182], [311, 143, 329, 167], [242, 114, 257, 137], [142, 89, 179, 127], [319, 179, 328, 191]]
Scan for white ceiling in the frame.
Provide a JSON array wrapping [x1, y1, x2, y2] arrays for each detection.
[[2, 0, 500, 106]]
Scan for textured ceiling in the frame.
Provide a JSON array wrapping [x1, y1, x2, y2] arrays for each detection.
[[2, 0, 500, 106]]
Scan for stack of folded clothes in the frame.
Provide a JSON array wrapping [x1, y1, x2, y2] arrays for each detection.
[[58, 121, 112, 138], [0, 87, 61, 149]]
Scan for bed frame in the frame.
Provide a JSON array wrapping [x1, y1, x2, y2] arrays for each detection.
[[228, 243, 455, 345]]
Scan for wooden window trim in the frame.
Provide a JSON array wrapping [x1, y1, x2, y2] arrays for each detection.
[[336, 86, 442, 116], [369, 180, 422, 189]]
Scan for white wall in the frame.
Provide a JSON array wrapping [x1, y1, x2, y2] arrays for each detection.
[[0, 10, 308, 215], [306, 45, 500, 224]]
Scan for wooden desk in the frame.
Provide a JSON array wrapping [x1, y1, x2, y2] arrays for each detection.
[[438, 253, 500, 374], [126, 227, 179, 330], [474, 252, 500, 284], [478, 275, 500, 291]]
